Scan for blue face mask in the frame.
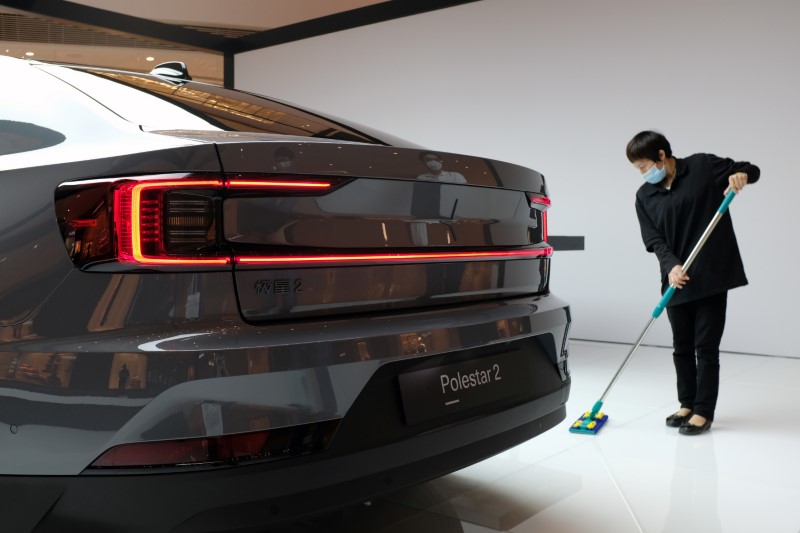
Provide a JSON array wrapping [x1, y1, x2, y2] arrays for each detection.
[[642, 162, 666, 184]]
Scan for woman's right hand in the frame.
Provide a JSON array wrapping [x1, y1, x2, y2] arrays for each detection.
[[669, 264, 689, 289]]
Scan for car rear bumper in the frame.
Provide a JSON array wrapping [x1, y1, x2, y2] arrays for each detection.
[[6, 389, 567, 533], [1, 293, 570, 532]]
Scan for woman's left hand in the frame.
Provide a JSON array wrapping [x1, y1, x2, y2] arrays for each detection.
[[725, 172, 748, 194]]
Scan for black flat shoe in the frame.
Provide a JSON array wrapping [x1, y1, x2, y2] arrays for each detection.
[[679, 419, 712, 435], [665, 411, 692, 427]]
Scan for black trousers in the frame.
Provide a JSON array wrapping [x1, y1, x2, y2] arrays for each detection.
[[666, 291, 728, 421]]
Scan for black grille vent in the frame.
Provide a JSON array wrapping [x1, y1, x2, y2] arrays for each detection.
[[0, 11, 191, 49], [181, 25, 259, 39]]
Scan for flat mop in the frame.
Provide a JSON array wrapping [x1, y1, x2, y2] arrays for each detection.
[[570, 189, 737, 435]]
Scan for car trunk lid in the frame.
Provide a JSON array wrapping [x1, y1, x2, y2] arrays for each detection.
[[214, 140, 551, 321]]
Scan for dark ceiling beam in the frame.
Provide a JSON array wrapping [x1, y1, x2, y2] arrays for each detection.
[[0, 0, 234, 52], [230, 0, 481, 53], [0, 0, 482, 55], [0, 0, 481, 87], [223, 51, 235, 89]]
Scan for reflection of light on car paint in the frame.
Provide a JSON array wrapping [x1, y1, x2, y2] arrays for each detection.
[[0, 131, 197, 173], [138, 332, 207, 352], [44, 66, 219, 131]]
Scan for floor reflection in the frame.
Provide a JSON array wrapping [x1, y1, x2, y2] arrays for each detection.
[[388, 466, 581, 531], [661, 435, 722, 533], [262, 464, 581, 533], [261, 497, 473, 533]]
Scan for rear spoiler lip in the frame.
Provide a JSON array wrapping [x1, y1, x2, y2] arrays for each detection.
[[208, 140, 546, 194]]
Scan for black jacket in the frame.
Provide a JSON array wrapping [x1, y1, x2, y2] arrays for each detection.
[[635, 153, 760, 306]]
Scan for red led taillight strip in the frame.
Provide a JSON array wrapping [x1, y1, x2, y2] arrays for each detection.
[[528, 193, 550, 242], [111, 176, 552, 269], [226, 180, 332, 190], [235, 248, 552, 266], [528, 195, 551, 207], [112, 175, 341, 268], [114, 179, 229, 266]]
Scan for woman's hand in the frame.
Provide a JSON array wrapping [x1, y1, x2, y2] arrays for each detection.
[[725, 172, 748, 194], [669, 264, 689, 289]]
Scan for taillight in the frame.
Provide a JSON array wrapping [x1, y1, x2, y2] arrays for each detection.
[[527, 193, 550, 243], [88, 419, 340, 469], [113, 178, 229, 266], [226, 179, 333, 190], [235, 248, 553, 266], [90, 431, 269, 467], [55, 173, 344, 270], [55, 174, 550, 271]]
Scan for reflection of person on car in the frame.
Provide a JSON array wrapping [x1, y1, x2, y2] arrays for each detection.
[[267, 146, 302, 250], [273, 146, 295, 172], [118, 363, 130, 389], [417, 151, 466, 183]]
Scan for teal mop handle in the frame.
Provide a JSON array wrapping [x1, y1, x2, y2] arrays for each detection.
[[652, 189, 737, 318]]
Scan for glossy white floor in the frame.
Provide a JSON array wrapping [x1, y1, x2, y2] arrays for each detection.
[[273, 340, 800, 533]]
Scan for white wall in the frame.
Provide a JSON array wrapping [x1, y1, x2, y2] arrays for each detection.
[[236, 0, 799, 357]]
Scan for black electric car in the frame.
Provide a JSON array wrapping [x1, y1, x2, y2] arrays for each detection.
[[0, 56, 571, 532]]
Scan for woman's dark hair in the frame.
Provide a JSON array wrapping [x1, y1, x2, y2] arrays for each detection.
[[626, 130, 672, 163]]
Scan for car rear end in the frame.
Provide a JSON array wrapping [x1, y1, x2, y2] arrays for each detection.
[[0, 59, 570, 532]]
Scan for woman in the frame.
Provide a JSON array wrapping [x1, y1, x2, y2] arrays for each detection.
[[626, 130, 759, 435]]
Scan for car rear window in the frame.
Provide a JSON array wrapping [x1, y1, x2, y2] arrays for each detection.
[[43, 66, 378, 144]]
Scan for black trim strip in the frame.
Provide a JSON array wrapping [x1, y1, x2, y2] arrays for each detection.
[[229, 0, 481, 53], [2, 0, 480, 87], [0, 0, 480, 54], [223, 50, 235, 88], [549, 236, 585, 251]]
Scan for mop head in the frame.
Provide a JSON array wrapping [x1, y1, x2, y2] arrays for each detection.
[[569, 410, 609, 435]]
